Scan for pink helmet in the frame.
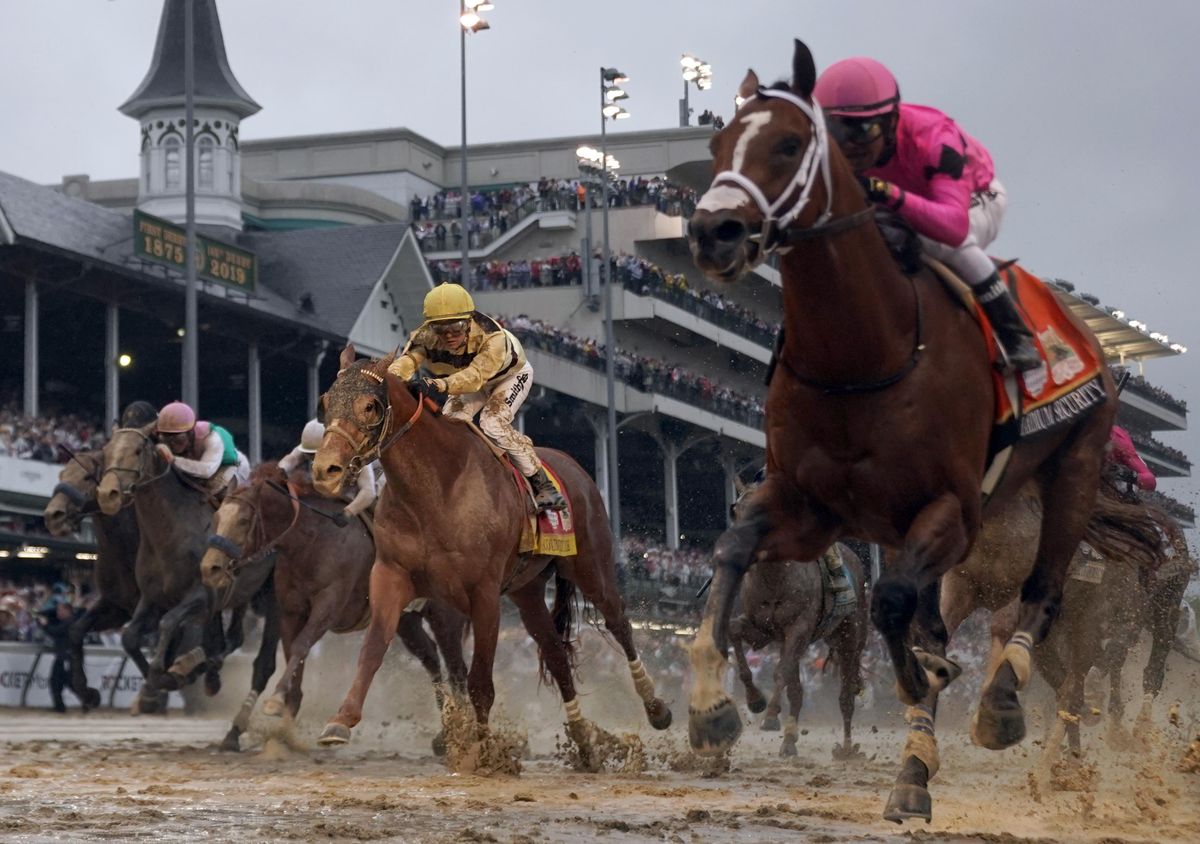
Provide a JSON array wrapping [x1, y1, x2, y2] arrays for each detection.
[[157, 401, 196, 434], [813, 57, 900, 118]]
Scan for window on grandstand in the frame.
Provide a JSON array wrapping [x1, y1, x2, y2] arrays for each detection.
[[198, 137, 215, 190], [164, 137, 182, 190]]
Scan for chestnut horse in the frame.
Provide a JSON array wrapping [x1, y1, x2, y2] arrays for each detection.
[[42, 449, 140, 709], [685, 39, 1115, 822], [310, 345, 672, 757], [201, 462, 469, 753]]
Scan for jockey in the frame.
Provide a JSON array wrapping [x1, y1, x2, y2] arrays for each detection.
[[386, 283, 567, 513], [278, 419, 383, 527], [1107, 425, 1156, 491], [813, 57, 1041, 372], [154, 401, 250, 495]]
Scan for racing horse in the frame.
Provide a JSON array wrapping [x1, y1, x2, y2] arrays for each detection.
[[43, 449, 140, 709], [310, 345, 672, 760], [201, 462, 469, 753], [96, 422, 232, 711], [729, 542, 868, 760], [685, 39, 1116, 822]]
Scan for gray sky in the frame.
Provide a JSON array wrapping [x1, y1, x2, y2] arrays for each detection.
[[1, 0, 1198, 515]]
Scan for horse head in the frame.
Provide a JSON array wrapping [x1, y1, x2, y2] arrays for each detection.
[[44, 450, 103, 536], [688, 39, 858, 282], [96, 422, 162, 516], [312, 343, 403, 498], [201, 476, 255, 592]]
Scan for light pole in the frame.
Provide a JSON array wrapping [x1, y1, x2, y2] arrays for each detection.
[[679, 54, 712, 128], [576, 146, 620, 304], [600, 67, 630, 544], [458, 1, 494, 288]]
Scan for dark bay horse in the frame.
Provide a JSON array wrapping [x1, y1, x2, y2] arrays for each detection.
[[201, 462, 468, 753], [310, 345, 671, 760], [685, 39, 1115, 821], [96, 423, 229, 711], [43, 449, 140, 709], [729, 542, 868, 759]]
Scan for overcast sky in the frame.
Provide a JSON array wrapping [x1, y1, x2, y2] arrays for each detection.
[[1, 0, 1197, 515]]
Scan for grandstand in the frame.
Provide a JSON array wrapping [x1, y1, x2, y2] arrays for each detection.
[[0, 0, 1190, 584]]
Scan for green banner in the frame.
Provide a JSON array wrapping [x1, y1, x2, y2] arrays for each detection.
[[134, 210, 256, 293]]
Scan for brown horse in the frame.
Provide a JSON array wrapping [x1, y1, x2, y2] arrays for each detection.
[[310, 345, 672, 760], [729, 543, 868, 759], [43, 449, 140, 709], [685, 39, 1116, 822], [200, 462, 469, 754]]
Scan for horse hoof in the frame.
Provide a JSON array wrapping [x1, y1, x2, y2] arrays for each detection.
[[261, 695, 286, 718], [646, 700, 673, 731], [745, 690, 767, 714], [883, 783, 932, 824], [832, 742, 866, 762], [688, 697, 742, 755], [204, 670, 222, 697], [913, 648, 963, 689], [157, 672, 181, 692], [431, 731, 447, 758], [220, 731, 242, 753], [760, 715, 781, 732], [779, 740, 798, 758], [318, 723, 351, 747], [971, 701, 1026, 750], [84, 687, 102, 709]]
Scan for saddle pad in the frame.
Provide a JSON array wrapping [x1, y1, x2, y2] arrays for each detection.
[[510, 462, 577, 557]]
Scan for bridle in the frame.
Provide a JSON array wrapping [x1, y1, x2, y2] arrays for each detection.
[[322, 367, 426, 485], [708, 87, 873, 259], [50, 451, 103, 526], [99, 427, 173, 509], [205, 480, 300, 605]]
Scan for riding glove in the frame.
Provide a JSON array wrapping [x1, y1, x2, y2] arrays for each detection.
[[331, 510, 350, 528]]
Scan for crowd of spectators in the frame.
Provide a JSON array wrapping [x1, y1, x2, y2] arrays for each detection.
[[696, 110, 725, 129], [1123, 423, 1190, 468], [621, 536, 710, 588], [502, 314, 765, 427], [429, 251, 780, 348], [0, 578, 93, 644], [1124, 374, 1187, 413], [0, 402, 104, 464], [411, 176, 698, 253]]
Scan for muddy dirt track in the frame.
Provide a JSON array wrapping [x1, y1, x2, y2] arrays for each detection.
[[2, 635, 1198, 843]]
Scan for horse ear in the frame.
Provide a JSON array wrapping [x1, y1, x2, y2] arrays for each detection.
[[737, 69, 760, 103], [791, 39, 817, 100], [339, 343, 357, 371]]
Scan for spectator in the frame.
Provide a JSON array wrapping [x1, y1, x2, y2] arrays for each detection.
[[37, 599, 77, 713]]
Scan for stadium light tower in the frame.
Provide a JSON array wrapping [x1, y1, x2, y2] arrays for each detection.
[[679, 54, 713, 127], [600, 67, 629, 545], [458, 1, 494, 288]]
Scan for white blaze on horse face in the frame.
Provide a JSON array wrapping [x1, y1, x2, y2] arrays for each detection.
[[696, 110, 773, 214]]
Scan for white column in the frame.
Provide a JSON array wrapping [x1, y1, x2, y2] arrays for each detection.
[[664, 441, 680, 550], [247, 342, 262, 465], [23, 280, 38, 417], [721, 454, 739, 527], [306, 342, 327, 418], [105, 304, 120, 435]]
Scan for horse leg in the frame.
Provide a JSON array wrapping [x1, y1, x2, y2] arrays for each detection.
[[221, 600, 280, 752], [318, 563, 413, 747], [831, 621, 867, 761], [729, 618, 766, 714], [568, 543, 672, 730], [762, 654, 784, 731], [264, 594, 341, 718], [464, 586, 502, 728], [68, 598, 128, 709], [123, 600, 168, 714], [425, 604, 469, 700], [777, 622, 809, 758], [396, 611, 449, 756], [156, 584, 211, 690], [1138, 574, 1186, 728], [689, 493, 790, 753]]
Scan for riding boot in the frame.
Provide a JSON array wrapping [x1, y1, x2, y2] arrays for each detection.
[[973, 272, 1041, 373], [821, 545, 855, 611], [526, 467, 567, 512]]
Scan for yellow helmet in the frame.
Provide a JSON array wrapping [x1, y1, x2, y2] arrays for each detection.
[[423, 283, 475, 323]]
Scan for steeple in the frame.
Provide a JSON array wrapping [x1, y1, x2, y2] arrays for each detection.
[[121, 0, 260, 230]]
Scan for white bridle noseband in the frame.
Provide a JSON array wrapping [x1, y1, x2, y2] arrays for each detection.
[[705, 89, 833, 256]]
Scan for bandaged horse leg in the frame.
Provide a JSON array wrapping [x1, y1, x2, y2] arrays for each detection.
[[971, 630, 1032, 749], [821, 543, 854, 608], [777, 621, 808, 758], [729, 619, 767, 714], [221, 603, 280, 753]]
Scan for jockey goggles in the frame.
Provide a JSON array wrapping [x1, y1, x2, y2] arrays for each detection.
[[431, 319, 469, 335], [826, 114, 888, 146]]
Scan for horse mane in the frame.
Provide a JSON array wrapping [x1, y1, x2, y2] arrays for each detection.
[[248, 461, 282, 485]]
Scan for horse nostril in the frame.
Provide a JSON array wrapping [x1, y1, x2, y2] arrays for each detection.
[[714, 219, 747, 243], [324, 464, 343, 478]]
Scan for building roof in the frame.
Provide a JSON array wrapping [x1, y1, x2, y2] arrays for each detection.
[[239, 223, 411, 337], [119, 0, 260, 120], [0, 170, 132, 263]]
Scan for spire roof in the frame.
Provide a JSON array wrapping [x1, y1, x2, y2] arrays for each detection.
[[119, 0, 260, 120]]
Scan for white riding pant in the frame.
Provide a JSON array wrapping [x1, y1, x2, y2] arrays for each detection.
[[919, 178, 1006, 287], [445, 361, 541, 476], [210, 452, 251, 493]]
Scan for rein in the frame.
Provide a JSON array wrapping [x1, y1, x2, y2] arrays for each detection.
[[207, 479, 304, 604], [100, 427, 174, 507], [325, 373, 426, 484], [778, 272, 926, 396]]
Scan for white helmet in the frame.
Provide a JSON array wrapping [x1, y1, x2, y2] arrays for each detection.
[[298, 419, 326, 454]]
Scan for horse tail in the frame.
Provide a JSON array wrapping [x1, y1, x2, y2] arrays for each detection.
[[1083, 478, 1172, 576], [542, 568, 578, 684]]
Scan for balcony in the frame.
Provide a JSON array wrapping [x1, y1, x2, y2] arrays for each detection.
[[1144, 491, 1195, 529], [1127, 428, 1191, 478], [1117, 375, 1187, 432]]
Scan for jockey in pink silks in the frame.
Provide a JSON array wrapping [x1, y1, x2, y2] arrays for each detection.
[[1107, 425, 1157, 491], [814, 57, 1041, 372]]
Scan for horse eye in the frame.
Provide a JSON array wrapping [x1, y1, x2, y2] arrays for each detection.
[[776, 138, 803, 157]]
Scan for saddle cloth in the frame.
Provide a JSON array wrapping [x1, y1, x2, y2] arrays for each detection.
[[925, 259, 1107, 492], [458, 418, 577, 557]]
